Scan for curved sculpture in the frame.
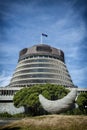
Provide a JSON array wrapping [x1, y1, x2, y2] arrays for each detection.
[[39, 89, 77, 113]]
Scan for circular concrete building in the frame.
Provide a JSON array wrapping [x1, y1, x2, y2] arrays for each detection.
[[10, 44, 74, 87]]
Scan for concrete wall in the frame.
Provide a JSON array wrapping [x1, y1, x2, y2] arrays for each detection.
[[0, 95, 24, 115], [0, 102, 24, 115]]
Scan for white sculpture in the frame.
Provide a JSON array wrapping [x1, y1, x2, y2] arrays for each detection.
[[39, 89, 77, 113]]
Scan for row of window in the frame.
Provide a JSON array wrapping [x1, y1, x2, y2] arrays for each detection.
[[17, 62, 66, 71], [16, 63, 67, 71], [19, 55, 64, 62], [13, 68, 69, 77], [10, 79, 73, 86], [11, 73, 72, 82], [11, 84, 73, 88], [19, 58, 65, 67], [0, 90, 17, 95], [11, 77, 73, 85]]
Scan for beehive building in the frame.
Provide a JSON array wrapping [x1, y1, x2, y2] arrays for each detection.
[[1, 43, 87, 115], [9, 44, 74, 87]]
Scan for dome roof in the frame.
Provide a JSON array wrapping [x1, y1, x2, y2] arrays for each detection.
[[19, 44, 65, 62]]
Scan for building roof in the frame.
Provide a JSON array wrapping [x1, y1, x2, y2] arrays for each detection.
[[19, 44, 65, 62]]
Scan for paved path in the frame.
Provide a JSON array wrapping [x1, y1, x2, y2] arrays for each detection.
[[0, 118, 21, 127]]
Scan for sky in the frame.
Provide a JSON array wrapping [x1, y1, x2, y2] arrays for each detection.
[[0, 0, 87, 88]]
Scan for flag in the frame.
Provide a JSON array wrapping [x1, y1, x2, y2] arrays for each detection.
[[42, 33, 48, 37]]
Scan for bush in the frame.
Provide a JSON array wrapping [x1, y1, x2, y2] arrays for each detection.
[[0, 112, 12, 118], [64, 108, 84, 115], [77, 92, 87, 115]]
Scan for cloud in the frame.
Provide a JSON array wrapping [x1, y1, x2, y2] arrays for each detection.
[[72, 0, 87, 26], [70, 66, 87, 88], [0, 71, 12, 87]]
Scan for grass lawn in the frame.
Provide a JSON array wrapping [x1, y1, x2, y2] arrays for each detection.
[[0, 115, 87, 130]]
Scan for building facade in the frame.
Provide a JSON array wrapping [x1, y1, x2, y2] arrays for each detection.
[[10, 44, 74, 87], [0, 87, 24, 114]]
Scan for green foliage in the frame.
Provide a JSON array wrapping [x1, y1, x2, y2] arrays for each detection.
[[13, 84, 69, 116], [0, 112, 12, 118], [63, 92, 87, 115], [64, 108, 84, 115], [77, 92, 87, 114]]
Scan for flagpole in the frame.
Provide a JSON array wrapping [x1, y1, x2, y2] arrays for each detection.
[[41, 33, 48, 44], [41, 34, 42, 44]]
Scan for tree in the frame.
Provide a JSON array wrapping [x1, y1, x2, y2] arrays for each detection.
[[13, 84, 69, 116], [77, 92, 87, 114]]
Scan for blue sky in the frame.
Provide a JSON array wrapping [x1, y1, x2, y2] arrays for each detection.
[[0, 0, 87, 88]]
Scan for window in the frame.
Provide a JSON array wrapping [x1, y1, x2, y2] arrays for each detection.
[[36, 45, 52, 52]]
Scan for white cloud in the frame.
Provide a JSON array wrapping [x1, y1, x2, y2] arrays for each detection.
[[0, 71, 12, 87]]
